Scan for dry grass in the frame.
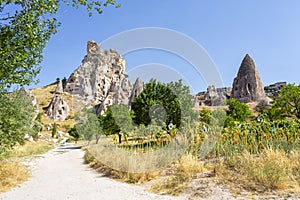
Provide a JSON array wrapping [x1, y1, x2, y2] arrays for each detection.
[[30, 84, 77, 132], [149, 153, 204, 196], [83, 149, 159, 184], [0, 141, 53, 160], [0, 141, 53, 193], [83, 135, 188, 184], [214, 149, 300, 193], [87, 137, 186, 174], [0, 161, 30, 193]]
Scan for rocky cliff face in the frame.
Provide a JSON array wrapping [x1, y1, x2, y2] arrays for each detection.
[[231, 54, 266, 103], [196, 85, 231, 106], [64, 41, 144, 115]]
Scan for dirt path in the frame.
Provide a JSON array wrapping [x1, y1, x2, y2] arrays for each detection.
[[0, 144, 182, 200]]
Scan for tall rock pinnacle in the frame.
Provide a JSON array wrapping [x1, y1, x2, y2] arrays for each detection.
[[231, 54, 266, 102], [64, 40, 144, 115]]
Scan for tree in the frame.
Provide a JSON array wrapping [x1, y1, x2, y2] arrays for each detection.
[[69, 126, 80, 143], [270, 84, 300, 119], [77, 111, 103, 144], [131, 80, 182, 128], [225, 98, 251, 127], [52, 123, 57, 138], [0, 0, 120, 90], [0, 90, 35, 153], [166, 80, 197, 125], [100, 105, 133, 136]]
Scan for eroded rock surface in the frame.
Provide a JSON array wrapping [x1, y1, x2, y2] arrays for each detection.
[[231, 54, 266, 103], [196, 85, 231, 106], [55, 80, 63, 94], [45, 95, 70, 121], [128, 77, 144, 108], [64, 41, 144, 115]]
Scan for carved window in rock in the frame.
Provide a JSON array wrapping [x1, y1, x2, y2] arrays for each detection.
[[247, 83, 252, 94], [69, 76, 75, 83]]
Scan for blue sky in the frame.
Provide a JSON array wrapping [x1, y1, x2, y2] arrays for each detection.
[[34, 0, 300, 94]]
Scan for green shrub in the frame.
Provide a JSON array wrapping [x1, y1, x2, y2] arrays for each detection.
[[52, 123, 57, 138]]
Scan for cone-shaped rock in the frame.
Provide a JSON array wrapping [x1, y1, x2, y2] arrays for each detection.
[[231, 54, 265, 102], [45, 95, 70, 121], [128, 77, 144, 108]]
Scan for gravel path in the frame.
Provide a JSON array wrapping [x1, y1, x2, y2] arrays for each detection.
[[0, 144, 182, 200]]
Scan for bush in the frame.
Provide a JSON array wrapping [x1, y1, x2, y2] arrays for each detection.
[[52, 123, 57, 138], [0, 90, 35, 154], [225, 98, 251, 127], [199, 107, 211, 124], [69, 126, 80, 143], [269, 84, 300, 119]]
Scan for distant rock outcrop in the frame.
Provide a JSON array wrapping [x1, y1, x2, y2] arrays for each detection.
[[231, 54, 266, 103], [64, 40, 144, 115], [196, 85, 231, 106], [45, 95, 70, 121], [55, 80, 63, 94], [128, 77, 144, 108]]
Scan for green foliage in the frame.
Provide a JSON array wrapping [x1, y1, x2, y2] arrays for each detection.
[[131, 80, 194, 128], [32, 121, 43, 140], [52, 123, 57, 138], [0, 90, 35, 154], [36, 112, 43, 123], [211, 109, 227, 127], [0, 0, 120, 90], [68, 126, 80, 142], [214, 119, 300, 157], [199, 108, 212, 124], [100, 105, 133, 135], [270, 84, 300, 119], [77, 111, 102, 144], [225, 98, 251, 127], [166, 80, 197, 125]]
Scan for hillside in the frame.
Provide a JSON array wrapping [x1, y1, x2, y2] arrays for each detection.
[[30, 83, 76, 134]]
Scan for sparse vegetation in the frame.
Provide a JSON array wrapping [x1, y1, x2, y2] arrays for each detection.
[[0, 141, 53, 193], [0, 141, 53, 161], [150, 153, 203, 195], [0, 161, 30, 193], [215, 149, 300, 192]]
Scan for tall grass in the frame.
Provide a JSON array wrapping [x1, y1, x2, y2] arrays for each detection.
[[149, 153, 203, 195], [216, 148, 300, 192], [87, 135, 187, 174]]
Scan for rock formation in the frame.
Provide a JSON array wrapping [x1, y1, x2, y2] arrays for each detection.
[[231, 54, 266, 103], [55, 80, 63, 94], [45, 95, 70, 121], [128, 77, 144, 107], [64, 40, 144, 115], [196, 86, 231, 106], [20, 87, 39, 123]]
